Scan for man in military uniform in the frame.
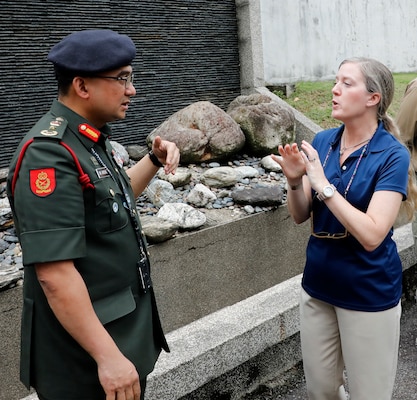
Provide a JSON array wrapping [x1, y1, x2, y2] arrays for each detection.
[[6, 29, 179, 400]]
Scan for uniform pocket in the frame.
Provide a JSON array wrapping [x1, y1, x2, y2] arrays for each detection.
[[93, 179, 129, 233], [93, 286, 136, 325]]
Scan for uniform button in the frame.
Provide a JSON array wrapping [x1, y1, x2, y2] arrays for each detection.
[[112, 202, 119, 213], [342, 165, 347, 171], [109, 189, 115, 197]]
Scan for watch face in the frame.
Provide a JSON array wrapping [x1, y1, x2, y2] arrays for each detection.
[[323, 186, 334, 197]]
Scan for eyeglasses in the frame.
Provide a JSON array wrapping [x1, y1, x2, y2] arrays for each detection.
[[310, 213, 349, 239], [92, 73, 134, 88]]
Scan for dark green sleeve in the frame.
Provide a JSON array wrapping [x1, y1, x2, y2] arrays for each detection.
[[12, 140, 86, 265]]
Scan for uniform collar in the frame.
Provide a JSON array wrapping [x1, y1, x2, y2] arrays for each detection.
[[50, 99, 112, 146]]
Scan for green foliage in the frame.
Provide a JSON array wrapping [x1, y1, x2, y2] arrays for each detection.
[[274, 73, 417, 129]]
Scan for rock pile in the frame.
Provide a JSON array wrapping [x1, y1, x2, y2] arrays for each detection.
[[0, 181, 22, 291], [137, 153, 286, 242]]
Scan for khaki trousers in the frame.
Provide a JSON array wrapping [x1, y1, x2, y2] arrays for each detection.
[[300, 288, 401, 400]]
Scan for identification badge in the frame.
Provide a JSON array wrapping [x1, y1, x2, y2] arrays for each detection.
[[95, 167, 110, 179]]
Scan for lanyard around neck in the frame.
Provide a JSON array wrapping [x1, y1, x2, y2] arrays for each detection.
[[322, 142, 368, 198]]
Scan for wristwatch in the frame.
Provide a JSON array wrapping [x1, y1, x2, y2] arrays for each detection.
[[148, 150, 163, 168], [317, 184, 336, 201]]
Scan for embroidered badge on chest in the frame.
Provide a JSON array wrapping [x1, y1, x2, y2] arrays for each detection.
[[30, 168, 56, 197]]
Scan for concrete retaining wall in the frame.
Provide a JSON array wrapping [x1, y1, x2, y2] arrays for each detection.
[[237, 0, 417, 88], [152, 207, 309, 333]]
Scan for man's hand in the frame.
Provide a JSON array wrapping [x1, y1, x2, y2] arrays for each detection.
[[151, 135, 180, 175], [98, 352, 141, 400], [126, 135, 180, 196]]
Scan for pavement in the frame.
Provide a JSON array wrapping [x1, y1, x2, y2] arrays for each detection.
[[246, 299, 417, 400]]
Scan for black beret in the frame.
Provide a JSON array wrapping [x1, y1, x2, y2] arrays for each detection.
[[47, 29, 136, 73]]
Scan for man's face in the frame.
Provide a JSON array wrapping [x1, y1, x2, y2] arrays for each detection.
[[84, 66, 136, 127]]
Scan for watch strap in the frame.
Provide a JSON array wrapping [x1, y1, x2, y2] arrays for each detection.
[[148, 150, 163, 168], [317, 184, 336, 201]]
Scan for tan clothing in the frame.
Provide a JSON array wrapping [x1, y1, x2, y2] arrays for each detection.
[[396, 77, 417, 169]]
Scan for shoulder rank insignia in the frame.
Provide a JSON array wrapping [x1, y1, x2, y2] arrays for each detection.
[[40, 117, 65, 137], [79, 123, 101, 142], [30, 168, 56, 197]]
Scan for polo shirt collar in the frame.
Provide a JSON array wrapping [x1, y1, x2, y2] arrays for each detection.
[[327, 121, 392, 155]]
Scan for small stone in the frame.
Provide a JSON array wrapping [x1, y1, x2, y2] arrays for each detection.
[[244, 205, 255, 214]]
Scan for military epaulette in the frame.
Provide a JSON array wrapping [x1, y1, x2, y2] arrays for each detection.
[[28, 114, 68, 140], [11, 115, 94, 196]]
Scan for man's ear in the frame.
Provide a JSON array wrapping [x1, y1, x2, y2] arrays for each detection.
[[72, 77, 89, 99]]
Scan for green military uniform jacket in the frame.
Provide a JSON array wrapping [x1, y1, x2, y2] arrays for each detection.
[[7, 100, 169, 400]]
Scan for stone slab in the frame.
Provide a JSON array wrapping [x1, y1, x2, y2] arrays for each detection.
[[146, 274, 302, 399]]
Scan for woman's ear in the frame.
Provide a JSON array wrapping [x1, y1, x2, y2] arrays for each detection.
[[367, 92, 381, 107]]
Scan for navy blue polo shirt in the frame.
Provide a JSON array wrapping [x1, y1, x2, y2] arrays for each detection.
[[302, 122, 409, 311]]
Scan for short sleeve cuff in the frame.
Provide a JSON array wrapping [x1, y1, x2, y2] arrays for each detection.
[[20, 227, 86, 265]]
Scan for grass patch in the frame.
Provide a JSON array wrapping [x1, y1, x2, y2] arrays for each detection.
[[274, 73, 416, 129]]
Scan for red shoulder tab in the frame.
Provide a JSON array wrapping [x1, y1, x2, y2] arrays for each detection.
[[30, 168, 56, 197], [79, 123, 101, 142]]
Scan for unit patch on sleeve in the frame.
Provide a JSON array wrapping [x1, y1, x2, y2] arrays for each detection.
[[30, 168, 56, 197]]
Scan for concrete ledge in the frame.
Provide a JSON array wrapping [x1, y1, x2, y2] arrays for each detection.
[[393, 222, 416, 270], [146, 274, 302, 399]]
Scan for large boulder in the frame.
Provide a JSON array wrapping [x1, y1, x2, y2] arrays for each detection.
[[147, 101, 246, 164], [227, 94, 295, 156]]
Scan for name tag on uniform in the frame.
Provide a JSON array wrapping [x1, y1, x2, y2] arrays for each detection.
[[96, 167, 110, 179]]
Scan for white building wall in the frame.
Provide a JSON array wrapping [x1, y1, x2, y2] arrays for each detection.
[[260, 0, 417, 84]]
